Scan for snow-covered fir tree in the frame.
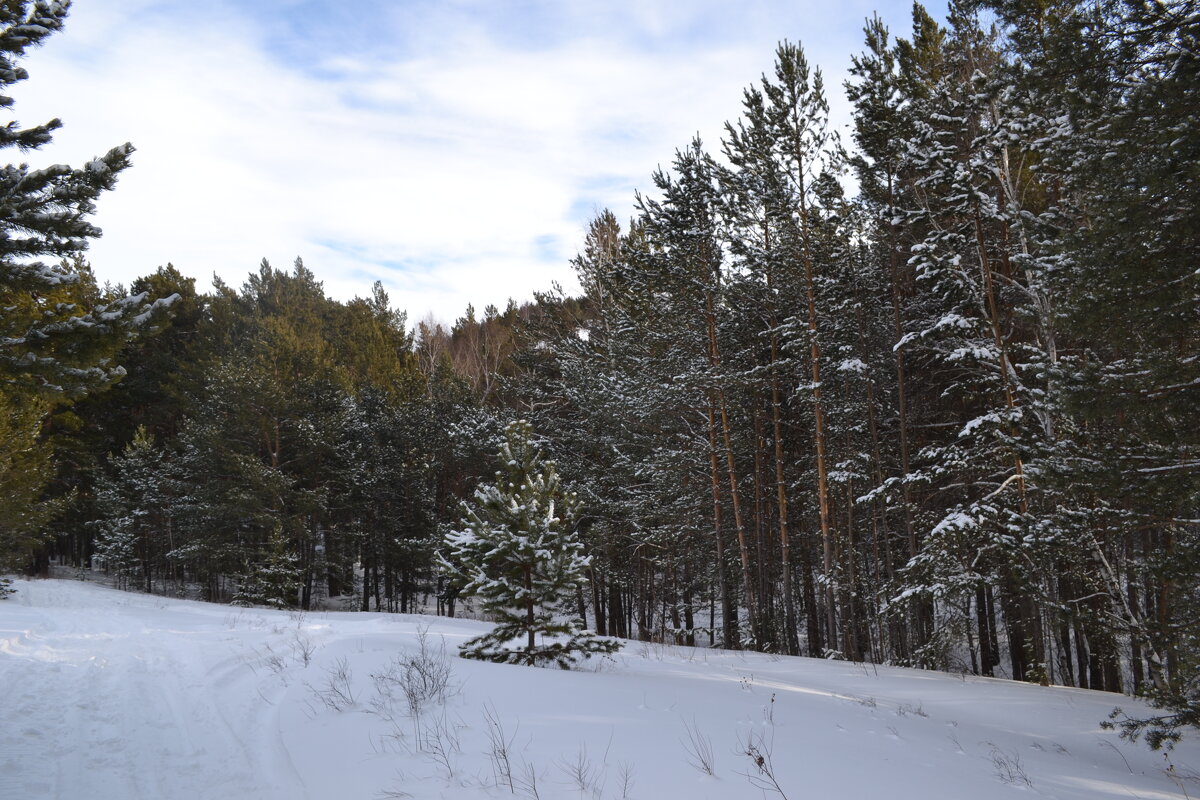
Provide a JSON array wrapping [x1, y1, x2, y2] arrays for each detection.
[[94, 425, 167, 592], [442, 420, 616, 668]]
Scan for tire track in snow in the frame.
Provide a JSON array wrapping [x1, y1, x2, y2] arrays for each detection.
[[0, 641, 60, 798], [207, 633, 310, 798], [0, 604, 76, 799], [0, 584, 302, 799]]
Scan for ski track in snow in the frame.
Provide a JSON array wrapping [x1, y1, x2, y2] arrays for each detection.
[[0, 582, 294, 799], [2, 577, 1198, 800]]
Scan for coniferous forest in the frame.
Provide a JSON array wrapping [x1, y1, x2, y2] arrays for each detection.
[[2, 0, 1198, 747]]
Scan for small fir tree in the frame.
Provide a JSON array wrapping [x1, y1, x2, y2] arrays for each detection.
[[232, 525, 301, 609], [94, 425, 164, 592], [442, 420, 615, 668]]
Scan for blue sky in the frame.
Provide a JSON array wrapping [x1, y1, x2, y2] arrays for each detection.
[[15, 0, 945, 325]]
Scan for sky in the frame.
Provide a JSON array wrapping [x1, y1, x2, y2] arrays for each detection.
[[12, 0, 945, 326]]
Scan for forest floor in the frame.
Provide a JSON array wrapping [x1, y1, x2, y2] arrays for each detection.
[[1, 577, 1197, 799]]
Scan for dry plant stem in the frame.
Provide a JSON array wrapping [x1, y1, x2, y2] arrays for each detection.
[[368, 626, 457, 743], [1163, 754, 1195, 800], [986, 743, 1033, 788], [681, 717, 716, 776], [309, 657, 356, 711], [514, 761, 542, 800], [483, 702, 516, 793], [1098, 738, 1133, 774], [616, 761, 635, 800], [420, 710, 461, 779], [291, 631, 315, 666], [557, 744, 602, 798], [739, 729, 789, 800]]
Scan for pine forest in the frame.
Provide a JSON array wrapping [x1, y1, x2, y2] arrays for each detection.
[[3, 0, 1199, 749]]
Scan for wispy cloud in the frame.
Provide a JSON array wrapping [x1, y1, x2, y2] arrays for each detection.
[[12, 0, 938, 324]]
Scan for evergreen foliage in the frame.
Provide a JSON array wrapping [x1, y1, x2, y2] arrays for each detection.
[[94, 426, 165, 592], [0, 1, 176, 582], [442, 421, 616, 668], [0, 2, 175, 400], [15, 0, 1198, 749]]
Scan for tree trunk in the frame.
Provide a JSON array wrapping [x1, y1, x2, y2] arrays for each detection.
[[590, 566, 606, 635], [707, 399, 738, 649], [525, 565, 536, 656], [705, 294, 757, 649], [764, 254, 799, 656]]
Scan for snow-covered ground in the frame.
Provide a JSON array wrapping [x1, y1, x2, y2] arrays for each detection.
[[1, 578, 1196, 800]]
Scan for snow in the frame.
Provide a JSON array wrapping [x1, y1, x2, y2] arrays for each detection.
[[836, 358, 868, 375], [959, 411, 1001, 437], [931, 511, 977, 538], [2, 577, 1196, 800]]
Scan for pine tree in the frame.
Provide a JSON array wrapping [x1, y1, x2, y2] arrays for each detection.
[[0, 2, 175, 399], [0, 389, 57, 595], [979, 0, 1200, 735], [442, 420, 616, 668], [635, 140, 752, 650], [0, 2, 178, 581], [94, 425, 167, 592]]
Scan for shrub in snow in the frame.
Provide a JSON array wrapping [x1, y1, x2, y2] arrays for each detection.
[[441, 420, 616, 668]]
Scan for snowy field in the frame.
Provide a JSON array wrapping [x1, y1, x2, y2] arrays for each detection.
[[1, 578, 1196, 800]]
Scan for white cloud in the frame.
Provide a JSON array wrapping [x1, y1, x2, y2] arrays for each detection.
[[9, 0, 937, 325]]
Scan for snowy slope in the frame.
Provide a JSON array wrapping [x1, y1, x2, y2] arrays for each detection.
[[1, 578, 1195, 800]]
